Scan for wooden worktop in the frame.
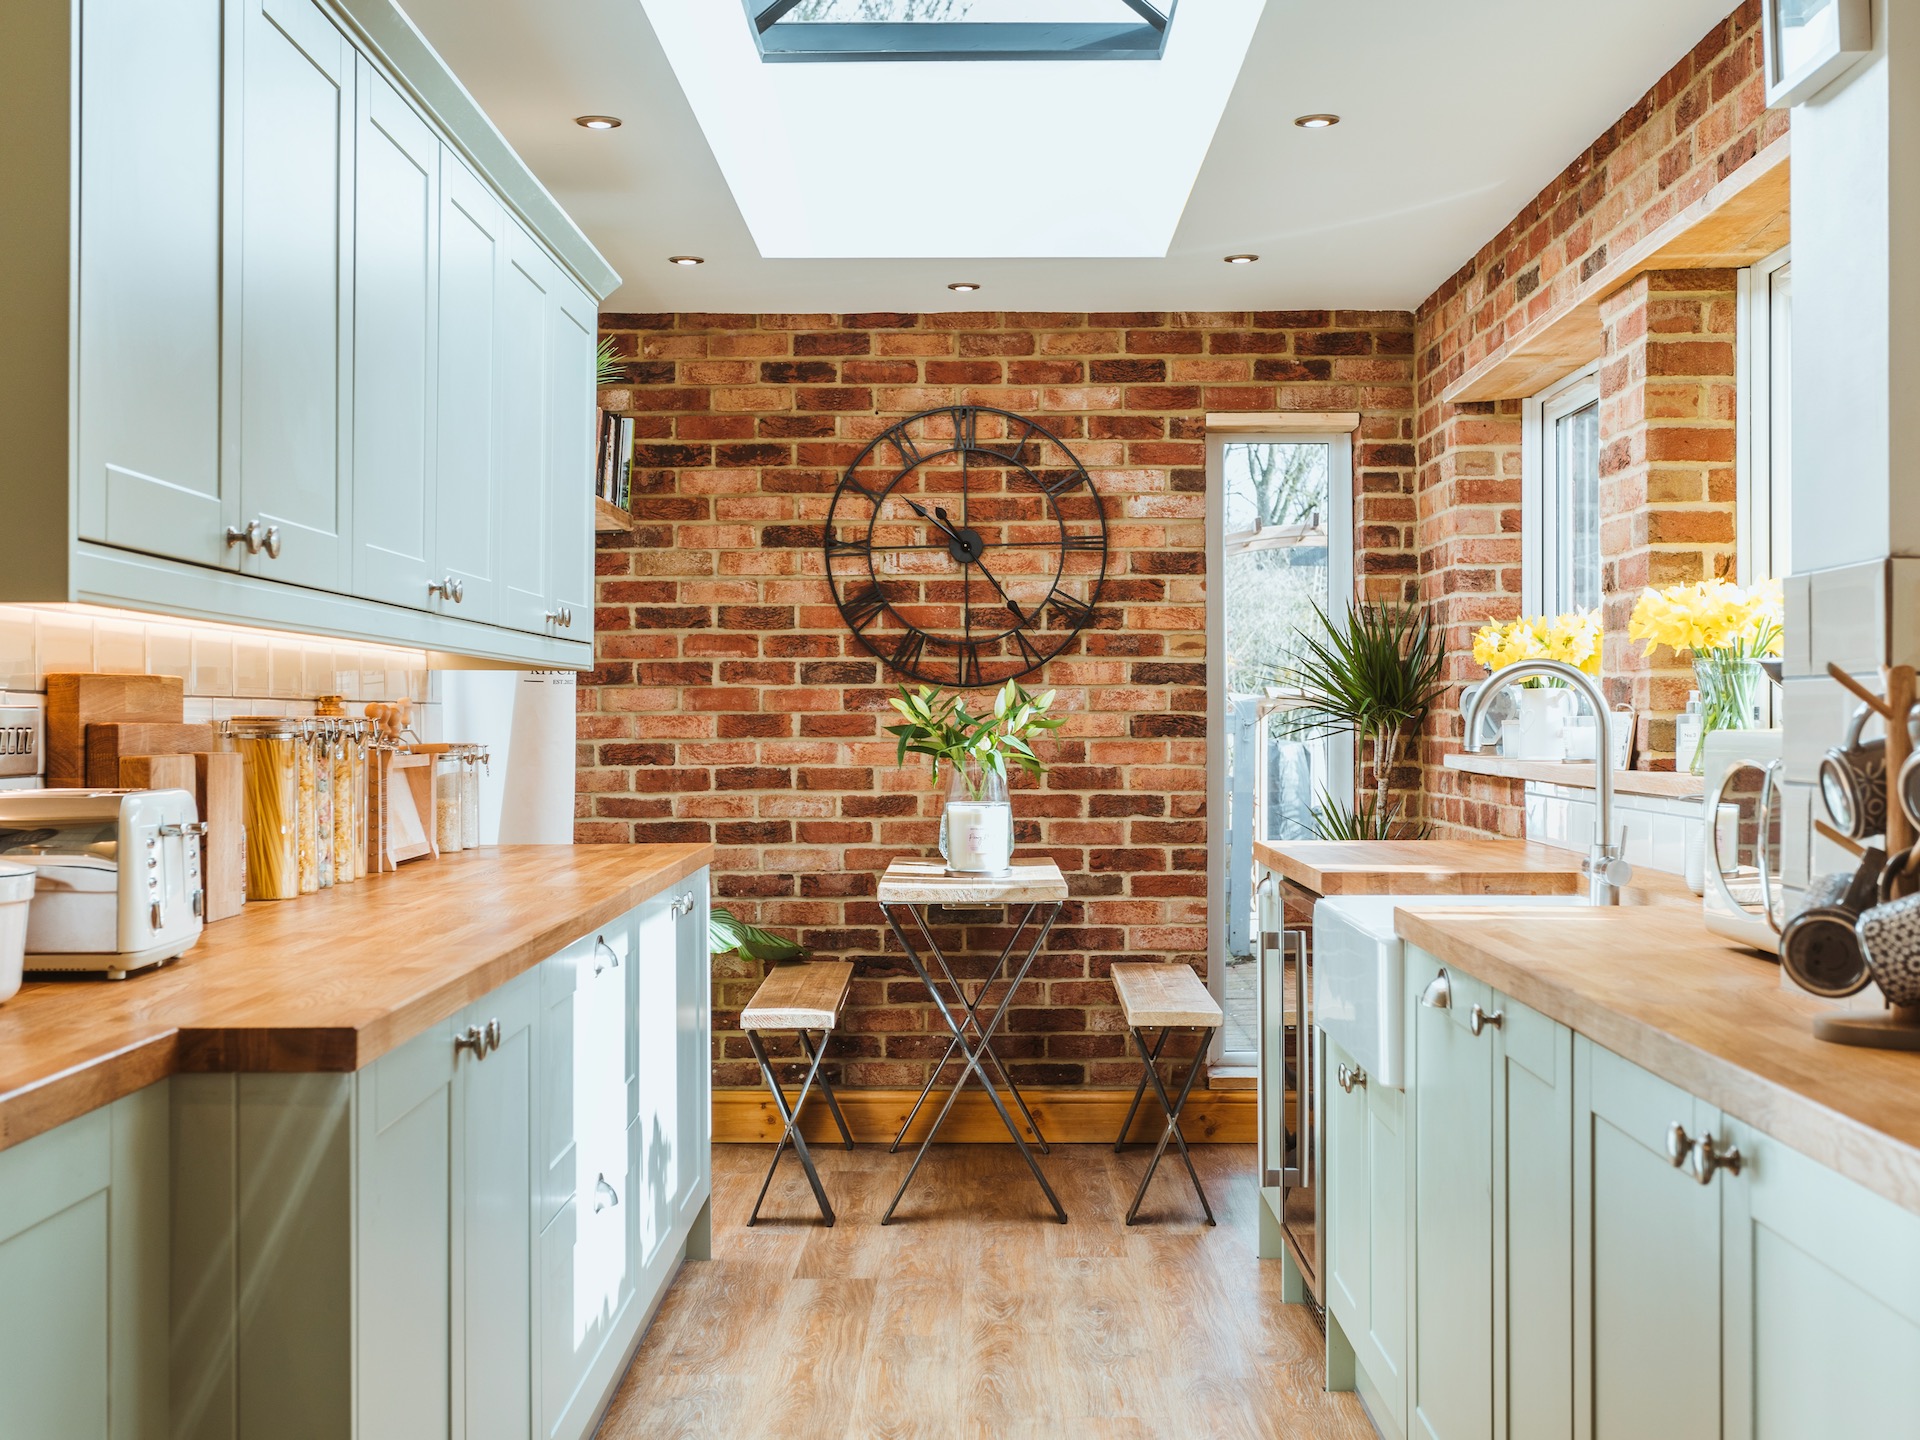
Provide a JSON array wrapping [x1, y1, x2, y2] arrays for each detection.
[[1253, 838, 1692, 902], [0, 843, 711, 1153], [1396, 904, 1920, 1216]]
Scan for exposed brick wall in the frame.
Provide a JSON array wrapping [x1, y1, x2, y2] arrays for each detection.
[[1414, 0, 1782, 835], [584, 311, 1414, 1090], [1598, 269, 1740, 763]]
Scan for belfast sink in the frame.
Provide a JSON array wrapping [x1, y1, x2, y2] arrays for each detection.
[[1314, 893, 1591, 1088]]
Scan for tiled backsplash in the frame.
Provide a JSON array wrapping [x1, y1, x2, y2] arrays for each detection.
[[0, 604, 435, 783], [1525, 782, 1703, 878]]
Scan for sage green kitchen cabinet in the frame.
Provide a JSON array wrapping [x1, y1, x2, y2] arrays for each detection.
[[1322, 1035, 1408, 1440], [1719, 1117, 1920, 1437], [0, 1087, 167, 1440], [675, 878, 713, 1229], [5, 0, 615, 670], [354, 968, 537, 1440], [435, 155, 508, 625], [1572, 1038, 1722, 1440], [230, 0, 356, 595], [350, 60, 440, 611], [1408, 957, 1495, 1440], [73, 0, 227, 570]]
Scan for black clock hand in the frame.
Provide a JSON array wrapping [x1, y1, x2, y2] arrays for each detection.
[[905, 497, 963, 544], [971, 554, 1026, 621]]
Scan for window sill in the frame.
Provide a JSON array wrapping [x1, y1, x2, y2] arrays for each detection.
[[1443, 752, 1705, 800]]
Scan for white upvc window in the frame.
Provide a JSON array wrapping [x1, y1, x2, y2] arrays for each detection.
[[1522, 364, 1603, 616], [1738, 245, 1792, 584]]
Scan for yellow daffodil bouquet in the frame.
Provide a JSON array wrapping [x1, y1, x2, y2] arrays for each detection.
[[1471, 609, 1603, 688], [1628, 578, 1783, 771]]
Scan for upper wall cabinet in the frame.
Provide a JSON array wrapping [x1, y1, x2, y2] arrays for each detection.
[[1, 0, 619, 670]]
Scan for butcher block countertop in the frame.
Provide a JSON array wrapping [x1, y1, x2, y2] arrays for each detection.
[[1397, 904, 1920, 1217], [1252, 838, 1695, 902], [0, 843, 712, 1154]]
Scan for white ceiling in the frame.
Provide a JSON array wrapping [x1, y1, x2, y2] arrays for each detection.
[[397, 0, 1736, 314]]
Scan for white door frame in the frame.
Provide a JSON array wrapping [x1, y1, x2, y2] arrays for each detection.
[[1205, 427, 1355, 1063]]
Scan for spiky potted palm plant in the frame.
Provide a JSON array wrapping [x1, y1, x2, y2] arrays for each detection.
[[1273, 599, 1447, 841]]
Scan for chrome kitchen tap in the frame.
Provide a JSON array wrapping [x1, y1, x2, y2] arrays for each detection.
[[1461, 659, 1634, 905]]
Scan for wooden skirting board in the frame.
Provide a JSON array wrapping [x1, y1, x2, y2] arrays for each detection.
[[713, 1084, 1257, 1146]]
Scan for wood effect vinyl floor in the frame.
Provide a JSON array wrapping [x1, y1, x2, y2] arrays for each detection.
[[597, 1143, 1374, 1440]]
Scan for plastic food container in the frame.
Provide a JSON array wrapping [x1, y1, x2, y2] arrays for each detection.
[[0, 861, 34, 1004]]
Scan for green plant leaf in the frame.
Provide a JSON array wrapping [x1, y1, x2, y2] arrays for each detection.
[[708, 906, 811, 961]]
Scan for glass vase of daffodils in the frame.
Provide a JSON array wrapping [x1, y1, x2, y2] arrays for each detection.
[[1471, 610, 1603, 760], [1627, 579, 1783, 774]]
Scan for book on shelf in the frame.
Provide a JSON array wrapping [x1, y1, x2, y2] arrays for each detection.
[[594, 410, 635, 509]]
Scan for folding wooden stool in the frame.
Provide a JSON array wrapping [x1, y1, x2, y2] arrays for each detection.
[[1111, 962, 1223, 1225], [741, 961, 857, 1226]]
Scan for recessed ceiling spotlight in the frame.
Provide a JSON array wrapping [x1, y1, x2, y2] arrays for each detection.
[[1223, 254, 1259, 265], [947, 281, 982, 292], [667, 255, 704, 267], [574, 115, 622, 130], [1294, 113, 1340, 129]]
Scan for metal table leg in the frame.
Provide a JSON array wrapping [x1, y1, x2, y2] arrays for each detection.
[[1121, 1024, 1217, 1226], [879, 899, 1068, 1225], [888, 903, 1049, 1154], [746, 1028, 840, 1227]]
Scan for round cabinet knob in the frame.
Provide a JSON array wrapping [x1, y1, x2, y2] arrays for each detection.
[[1336, 1063, 1367, 1094], [429, 577, 465, 603], [1666, 1122, 1694, 1169], [261, 525, 283, 560], [454, 1024, 487, 1058], [1468, 1003, 1504, 1037], [224, 521, 263, 553], [1691, 1132, 1743, 1186]]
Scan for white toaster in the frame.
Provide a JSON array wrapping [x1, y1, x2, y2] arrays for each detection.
[[0, 789, 207, 978]]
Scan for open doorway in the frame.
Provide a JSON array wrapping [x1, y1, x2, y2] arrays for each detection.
[[1205, 429, 1354, 1062]]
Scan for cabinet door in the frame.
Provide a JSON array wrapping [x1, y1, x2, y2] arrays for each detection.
[[1720, 1119, 1920, 1439], [0, 1109, 111, 1440], [536, 923, 633, 1440], [459, 970, 538, 1440], [1409, 959, 1495, 1440], [547, 279, 597, 637], [1323, 1035, 1373, 1343], [75, 0, 229, 567], [1573, 1039, 1721, 1440], [355, 1016, 457, 1440], [634, 890, 682, 1266], [435, 156, 506, 623], [498, 226, 556, 635], [675, 875, 711, 1221], [1493, 994, 1573, 1440], [350, 63, 438, 610], [232, 0, 354, 592]]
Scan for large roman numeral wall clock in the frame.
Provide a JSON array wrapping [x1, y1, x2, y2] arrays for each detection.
[[823, 405, 1108, 688]]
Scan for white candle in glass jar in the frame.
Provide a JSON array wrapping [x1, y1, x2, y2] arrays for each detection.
[[944, 801, 1011, 873]]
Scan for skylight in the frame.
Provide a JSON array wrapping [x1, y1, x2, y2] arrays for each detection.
[[748, 0, 1175, 62], [645, 0, 1262, 259]]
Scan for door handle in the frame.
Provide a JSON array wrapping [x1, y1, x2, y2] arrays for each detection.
[[428, 576, 465, 603], [1336, 1063, 1366, 1094], [225, 520, 262, 554], [261, 525, 282, 560], [1420, 969, 1452, 1010], [594, 1173, 620, 1212], [594, 935, 619, 974], [1669, 1124, 1742, 1184], [454, 1024, 487, 1059], [1469, 1003, 1504, 1036]]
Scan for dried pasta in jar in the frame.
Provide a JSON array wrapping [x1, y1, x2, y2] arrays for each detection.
[[296, 721, 319, 895], [225, 719, 300, 901]]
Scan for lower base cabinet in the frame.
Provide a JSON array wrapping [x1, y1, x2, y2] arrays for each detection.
[[0, 869, 714, 1440], [1323, 941, 1920, 1440], [0, 1087, 168, 1440]]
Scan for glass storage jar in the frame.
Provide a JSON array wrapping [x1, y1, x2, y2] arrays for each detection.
[[223, 718, 301, 901], [458, 745, 486, 850], [434, 750, 464, 853]]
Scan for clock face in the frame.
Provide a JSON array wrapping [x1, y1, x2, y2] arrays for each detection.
[[823, 405, 1108, 688]]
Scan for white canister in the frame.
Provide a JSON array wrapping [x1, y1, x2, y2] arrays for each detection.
[[0, 861, 34, 1004], [1510, 687, 1569, 761]]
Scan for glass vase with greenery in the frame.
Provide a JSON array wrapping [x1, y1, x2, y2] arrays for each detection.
[[1273, 599, 1446, 841], [886, 681, 1061, 874]]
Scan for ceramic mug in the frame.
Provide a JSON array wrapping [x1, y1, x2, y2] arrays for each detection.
[[1778, 847, 1885, 998], [1899, 748, 1920, 834], [1857, 891, 1920, 1008], [1819, 706, 1889, 840]]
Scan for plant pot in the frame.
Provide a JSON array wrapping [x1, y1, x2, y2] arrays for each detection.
[[1509, 686, 1568, 761], [940, 763, 1012, 877]]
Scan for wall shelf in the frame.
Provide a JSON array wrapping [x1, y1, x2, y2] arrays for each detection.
[[1443, 752, 1704, 799], [594, 497, 633, 533]]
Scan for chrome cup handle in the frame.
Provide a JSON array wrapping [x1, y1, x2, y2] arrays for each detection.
[[1755, 759, 1783, 935]]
